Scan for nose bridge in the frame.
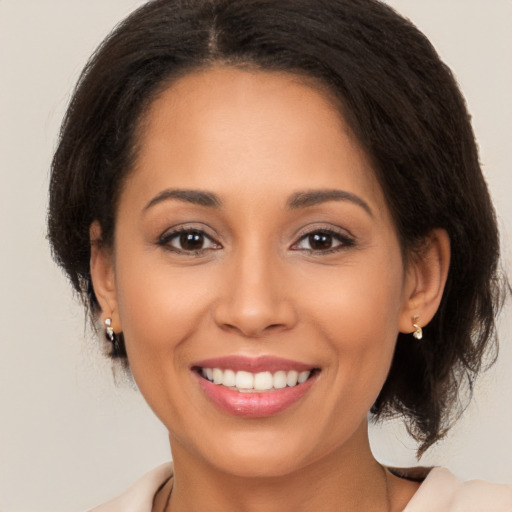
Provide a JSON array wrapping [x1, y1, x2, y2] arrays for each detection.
[[213, 237, 296, 337]]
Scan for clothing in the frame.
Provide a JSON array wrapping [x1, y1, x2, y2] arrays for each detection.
[[88, 463, 512, 512], [403, 467, 512, 511]]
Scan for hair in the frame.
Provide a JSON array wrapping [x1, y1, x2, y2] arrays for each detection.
[[48, 0, 505, 455]]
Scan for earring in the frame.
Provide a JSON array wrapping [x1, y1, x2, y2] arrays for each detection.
[[104, 317, 116, 343], [104, 317, 123, 357], [412, 316, 423, 340]]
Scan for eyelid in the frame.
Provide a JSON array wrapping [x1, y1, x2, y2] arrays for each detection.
[[155, 223, 354, 255], [290, 225, 355, 252], [157, 224, 222, 254]]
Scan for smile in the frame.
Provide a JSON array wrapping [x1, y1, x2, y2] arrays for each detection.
[[192, 356, 320, 417], [199, 368, 312, 392]]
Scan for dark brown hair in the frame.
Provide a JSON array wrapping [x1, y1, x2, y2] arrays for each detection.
[[48, 0, 505, 455]]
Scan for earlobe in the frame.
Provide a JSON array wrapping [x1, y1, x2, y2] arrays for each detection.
[[399, 229, 451, 335], [89, 221, 120, 330]]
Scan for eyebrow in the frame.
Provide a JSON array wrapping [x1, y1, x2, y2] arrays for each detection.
[[144, 188, 222, 211], [143, 187, 372, 217], [287, 189, 373, 217]]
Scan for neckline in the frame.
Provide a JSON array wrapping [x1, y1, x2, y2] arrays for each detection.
[[387, 466, 433, 483], [152, 465, 435, 512]]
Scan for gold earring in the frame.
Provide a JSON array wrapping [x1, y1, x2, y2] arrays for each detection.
[[412, 316, 423, 340]]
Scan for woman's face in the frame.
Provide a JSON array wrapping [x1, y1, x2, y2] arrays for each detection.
[[97, 67, 417, 476]]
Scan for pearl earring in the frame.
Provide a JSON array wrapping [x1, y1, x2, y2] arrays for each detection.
[[104, 317, 116, 343], [412, 316, 423, 340]]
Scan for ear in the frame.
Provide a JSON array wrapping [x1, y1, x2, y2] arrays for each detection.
[[89, 221, 121, 332], [399, 228, 451, 334]]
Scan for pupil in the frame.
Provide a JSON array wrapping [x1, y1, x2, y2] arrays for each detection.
[[180, 231, 204, 250], [310, 233, 332, 250]]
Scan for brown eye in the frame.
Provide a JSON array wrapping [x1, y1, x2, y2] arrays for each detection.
[[159, 228, 221, 253], [308, 232, 334, 250], [179, 231, 206, 251], [292, 229, 354, 253]]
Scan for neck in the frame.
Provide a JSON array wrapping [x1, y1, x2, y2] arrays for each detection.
[[162, 422, 398, 512]]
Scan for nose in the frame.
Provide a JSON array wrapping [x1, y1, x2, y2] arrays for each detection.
[[213, 246, 298, 338]]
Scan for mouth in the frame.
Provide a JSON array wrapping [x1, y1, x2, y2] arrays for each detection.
[[192, 356, 320, 418], [195, 367, 318, 393]]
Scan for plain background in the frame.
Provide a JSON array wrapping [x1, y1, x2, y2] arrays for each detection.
[[0, 1, 511, 511]]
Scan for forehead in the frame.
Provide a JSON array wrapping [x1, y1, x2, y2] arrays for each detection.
[[128, 66, 387, 214]]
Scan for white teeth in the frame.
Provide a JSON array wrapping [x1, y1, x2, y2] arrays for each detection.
[[223, 369, 236, 387], [213, 368, 223, 385], [298, 370, 310, 384], [235, 371, 254, 389], [201, 368, 313, 391], [254, 371, 273, 391], [273, 370, 287, 389], [286, 370, 299, 387]]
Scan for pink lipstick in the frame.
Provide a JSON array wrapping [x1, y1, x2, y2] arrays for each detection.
[[192, 356, 319, 418]]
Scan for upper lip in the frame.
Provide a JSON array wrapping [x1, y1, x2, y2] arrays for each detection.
[[192, 355, 316, 374]]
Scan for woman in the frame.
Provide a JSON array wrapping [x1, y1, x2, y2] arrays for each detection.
[[47, 0, 511, 510]]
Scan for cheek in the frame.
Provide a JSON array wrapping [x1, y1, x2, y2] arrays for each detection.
[[307, 249, 404, 337], [112, 257, 221, 428], [113, 249, 216, 383], [117, 268, 205, 343], [305, 253, 405, 402]]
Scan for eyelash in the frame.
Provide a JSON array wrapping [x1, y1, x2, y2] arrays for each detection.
[[157, 227, 221, 255], [157, 226, 355, 256], [291, 227, 355, 254]]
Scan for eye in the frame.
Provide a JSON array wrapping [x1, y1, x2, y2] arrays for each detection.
[[158, 228, 221, 254], [292, 229, 354, 253]]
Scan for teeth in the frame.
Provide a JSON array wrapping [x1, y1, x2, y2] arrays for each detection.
[[254, 371, 273, 391], [273, 370, 287, 389], [298, 370, 310, 384], [223, 369, 236, 387], [235, 371, 254, 389], [286, 370, 299, 386], [201, 367, 312, 391], [213, 368, 223, 385]]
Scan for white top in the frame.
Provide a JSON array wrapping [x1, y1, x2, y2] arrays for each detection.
[[88, 463, 512, 512]]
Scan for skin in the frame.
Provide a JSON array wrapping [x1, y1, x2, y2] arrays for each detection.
[[90, 67, 450, 512]]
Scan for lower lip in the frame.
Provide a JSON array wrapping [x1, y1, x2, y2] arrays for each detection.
[[195, 372, 317, 418]]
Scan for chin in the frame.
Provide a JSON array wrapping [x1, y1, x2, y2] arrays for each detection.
[[211, 449, 309, 479], [191, 423, 338, 479]]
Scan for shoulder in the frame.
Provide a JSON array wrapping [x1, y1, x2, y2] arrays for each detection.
[[87, 463, 173, 512], [403, 467, 512, 512]]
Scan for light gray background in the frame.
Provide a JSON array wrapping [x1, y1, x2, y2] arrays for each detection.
[[0, 1, 511, 511]]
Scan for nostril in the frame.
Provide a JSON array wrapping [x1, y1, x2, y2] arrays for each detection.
[[219, 321, 290, 338], [213, 294, 298, 338]]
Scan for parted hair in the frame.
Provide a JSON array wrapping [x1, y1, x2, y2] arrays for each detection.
[[48, 0, 505, 455]]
